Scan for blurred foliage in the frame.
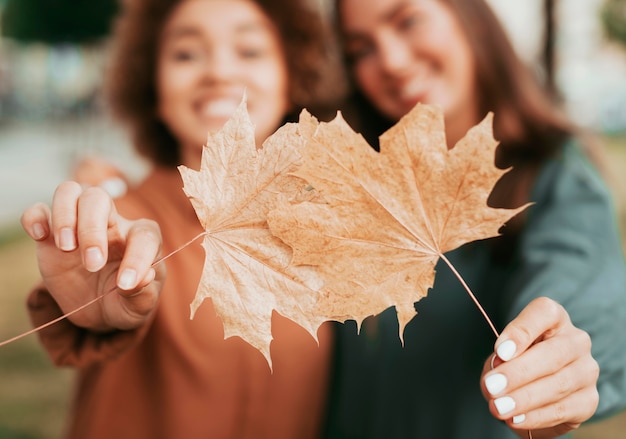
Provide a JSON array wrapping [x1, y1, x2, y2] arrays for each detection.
[[602, 0, 626, 46], [0, 236, 72, 439], [1, 0, 119, 44]]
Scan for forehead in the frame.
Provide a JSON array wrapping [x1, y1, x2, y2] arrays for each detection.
[[340, 0, 441, 30], [341, 0, 411, 21], [161, 0, 276, 41]]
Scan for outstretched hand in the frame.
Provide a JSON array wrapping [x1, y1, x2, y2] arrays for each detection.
[[20, 181, 165, 332], [481, 297, 599, 439]]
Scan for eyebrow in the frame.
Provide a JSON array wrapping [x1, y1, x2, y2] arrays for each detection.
[[162, 27, 202, 41], [163, 21, 271, 42]]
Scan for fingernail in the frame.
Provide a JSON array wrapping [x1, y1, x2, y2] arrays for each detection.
[[100, 177, 127, 198], [32, 223, 46, 240], [494, 396, 516, 415], [497, 339, 516, 361], [485, 373, 507, 396], [118, 269, 137, 290], [84, 247, 104, 272], [59, 227, 76, 251], [513, 414, 526, 424]]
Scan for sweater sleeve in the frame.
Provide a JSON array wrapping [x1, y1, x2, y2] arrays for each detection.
[[501, 143, 626, 420], [27, 286, 151, 368]]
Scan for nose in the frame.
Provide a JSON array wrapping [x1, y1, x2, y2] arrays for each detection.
[[377, 31, 413, 77], [201, 48, 237, 83]]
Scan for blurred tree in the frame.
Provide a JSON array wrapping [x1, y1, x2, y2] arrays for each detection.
[[1, 0, 119, 44], [543, 0, 557, 98], [602, 0, 626, 47]]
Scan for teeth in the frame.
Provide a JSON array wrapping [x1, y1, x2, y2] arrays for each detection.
[[398, 78, 424, 101], [200, 99, 240, 118]]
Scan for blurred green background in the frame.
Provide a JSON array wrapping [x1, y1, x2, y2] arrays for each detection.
[[0, 0, 626, 438]]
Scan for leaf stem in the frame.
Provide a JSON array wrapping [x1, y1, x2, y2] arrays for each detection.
[[441, 254, 536, 439], [0, 231, 207, 348], [0, 292, 112, 348], [439, 253, 500, 338]]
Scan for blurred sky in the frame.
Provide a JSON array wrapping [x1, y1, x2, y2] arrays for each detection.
[[0, 0, 625, 230]]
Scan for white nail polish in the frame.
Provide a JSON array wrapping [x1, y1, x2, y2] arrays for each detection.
[[513, 414, 526, 424], [485, 373, 507, 396], [497, 340, 517, 361], [494, 396, 516, 415]]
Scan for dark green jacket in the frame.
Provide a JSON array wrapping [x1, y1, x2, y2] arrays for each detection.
[[324, 142, 626, 439]]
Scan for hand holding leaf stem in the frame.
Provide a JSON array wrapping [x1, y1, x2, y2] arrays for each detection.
[[20, 181, 165, 332], [481, 297, 599, 438]]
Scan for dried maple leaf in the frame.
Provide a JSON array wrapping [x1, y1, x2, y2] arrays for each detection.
[[178, 99, 325, 369], [267, 103, 529, 340]]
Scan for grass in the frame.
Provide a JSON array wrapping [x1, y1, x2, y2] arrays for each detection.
[[0, 230, 72, 439], [0, 138, 624, 439]]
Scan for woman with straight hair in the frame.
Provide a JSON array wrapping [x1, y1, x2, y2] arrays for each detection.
[[323, 0, 626, 438]]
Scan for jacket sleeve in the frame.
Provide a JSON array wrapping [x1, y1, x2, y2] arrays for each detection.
[[27, 285, 151, 368], [501, 143, 626, 420]]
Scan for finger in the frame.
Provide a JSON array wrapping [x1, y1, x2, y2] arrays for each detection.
[[510, 356, 598, 419], [103, 267, 162, 331], [482, 352, 503, 375], [21, 202, 52, 241], [50, 181, 84, 251], [484, 326, 591, 397], [502, 384, 599, 432], [138, 266, 158, 289], [121, 267, 161, 321], [486, 354, 598, 422], [494, 297, 569, 362], [116, 218, 162, 292], [76, 186, 118, 272]]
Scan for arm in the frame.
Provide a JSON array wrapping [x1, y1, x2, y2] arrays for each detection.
[[480, 144, 626, 438], [71, 156, 128, 198], [21, 181, 165, 366]]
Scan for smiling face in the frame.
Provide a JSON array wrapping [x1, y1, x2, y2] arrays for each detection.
[[157, 0, 290, 167], [339, 0, 480, 145]]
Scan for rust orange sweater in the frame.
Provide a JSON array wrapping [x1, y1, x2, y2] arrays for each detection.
[[28, 167, 333, 439]]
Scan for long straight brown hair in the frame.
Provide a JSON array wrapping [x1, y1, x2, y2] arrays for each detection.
[[334, 0, 578, 169], [333, 0, 606, 245], [445, 0, 574, 163]]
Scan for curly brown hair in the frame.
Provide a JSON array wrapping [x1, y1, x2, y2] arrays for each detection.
[[106, 0, 345, 167]]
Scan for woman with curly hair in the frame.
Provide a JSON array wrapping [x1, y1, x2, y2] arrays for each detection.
[[20, 1, 342, 438]]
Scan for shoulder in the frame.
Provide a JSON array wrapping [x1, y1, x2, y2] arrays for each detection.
[[520, 138, 624, 269], [531, 139, 613, 208], [526, 139, 619, 240]]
